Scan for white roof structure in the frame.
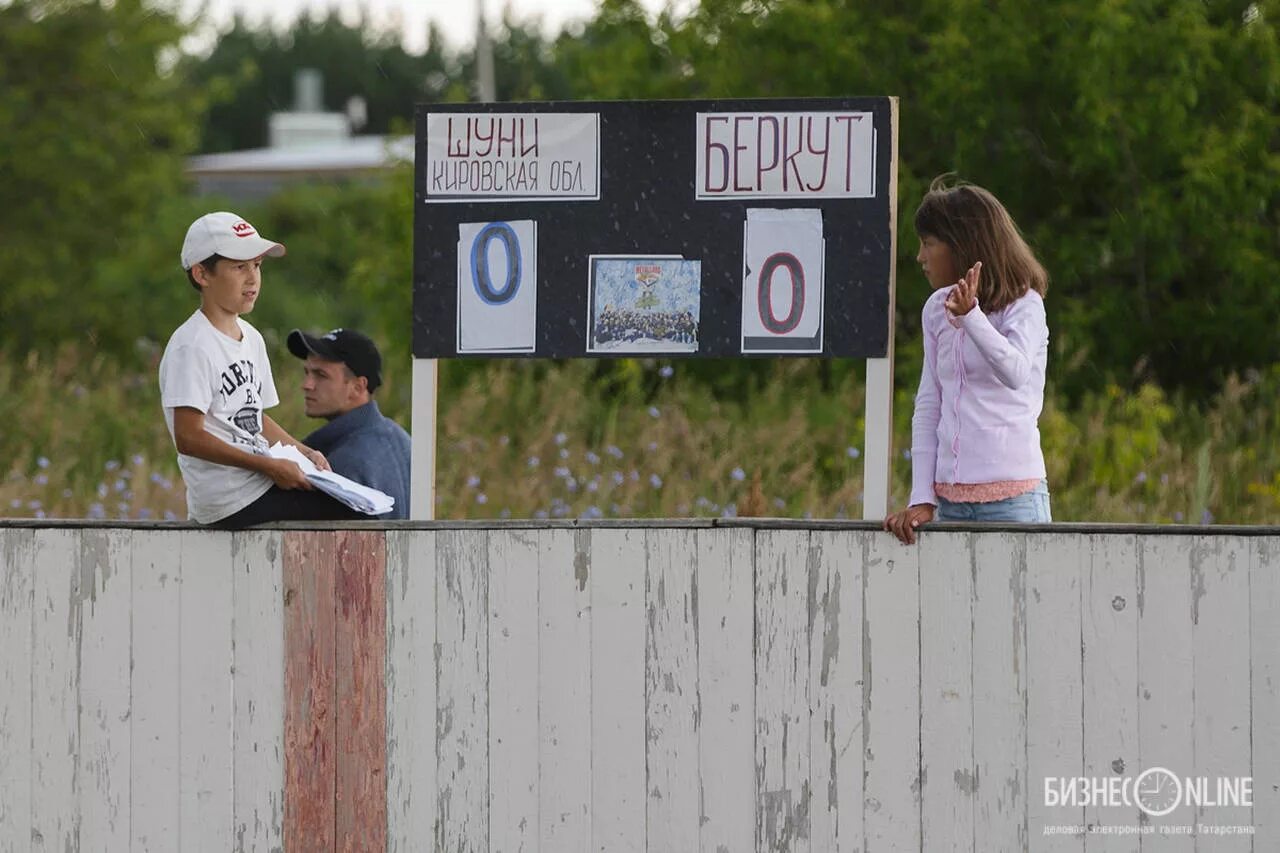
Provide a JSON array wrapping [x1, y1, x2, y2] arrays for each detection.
[[187, 134, 414, 200]]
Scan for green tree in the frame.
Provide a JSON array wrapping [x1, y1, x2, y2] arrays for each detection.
[[0, 0, 203, 355]]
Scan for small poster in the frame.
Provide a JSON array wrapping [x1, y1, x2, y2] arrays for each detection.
[[741, 208, 825, 353], [456, 220, 538, 353], [586, 256, 701, 354]]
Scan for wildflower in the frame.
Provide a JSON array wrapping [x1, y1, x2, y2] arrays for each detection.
[[1160, 473, 1169, 486], [731, 467, 745, 481], [114, 479, 127, 493], [721, 506, 738, 518], [559, 448, 570, 459], [566, 479, 578, 493], [612, 471, 625, 486], [137, 508, 152, 520], [8, 499, 20, 509], [500, 509, 511, 519], [846, 446, 860, 459], [1174, 511, 1184, 522], [163, 510, 177, 521], [555, 432, 568, 446], [26, 500, 41, 510], [89, 503, 105, 519], [37, 456, 50, 469], [131, 454, 145, 467], [34, 473, 48, 486], [528, 455, 540, 468], [649, 474, 663, 489], [902, 449, 912, 460], [647, 406, 660, 418], [629, 470, 640, 482], [587, 480, 599, 493], [1201, 509, 1214, 525], [695, 497, 711, 508], [610, 503, 622, 515], [535, 510, 549, 520], [773, 498, 786, 509], [583, 505, 603, 519], [1135, 472, 1147, 485], [476, 493, 488, 505], [97, 483, 108, 498], [647, 442, 658, 451], [35, 510, 46, 519], [554, 466, 570, 479], [105, 459, 120, 472], [659, 365, 674, 378], [62, 489, 73, 499], [150, 472, 164, 484], [606, 445, 624, 459], [466, 475, 481, 488], [585, 451, 601, 465]]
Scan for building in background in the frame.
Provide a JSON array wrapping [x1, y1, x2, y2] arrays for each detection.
[[187, 69, 411, 201]]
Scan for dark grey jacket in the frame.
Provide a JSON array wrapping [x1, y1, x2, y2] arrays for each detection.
[[303, 401, 411, 519]]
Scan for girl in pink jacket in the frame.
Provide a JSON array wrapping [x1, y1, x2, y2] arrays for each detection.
[[885, 178, 1050, 544]]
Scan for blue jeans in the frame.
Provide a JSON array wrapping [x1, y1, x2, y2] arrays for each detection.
[[935, 479, 1052, 523]]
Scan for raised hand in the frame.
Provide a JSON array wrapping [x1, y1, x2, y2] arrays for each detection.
[[945, 261, 981, 316]]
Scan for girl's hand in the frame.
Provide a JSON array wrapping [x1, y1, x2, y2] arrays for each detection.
[[945, 261, 981, 316], [883, 503, 935, 545]]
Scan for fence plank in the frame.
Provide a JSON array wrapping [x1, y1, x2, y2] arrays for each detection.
[[438, 528, 490, 852], [489, 528, 541, 853], [539, 529, 591, 851], [29, 529, 80, 853], [1190, 536, 1252, 849], [920, 531, 975, 853], [78, 529, 133, 851], [590, 528, 646, 853], [335, 530, 387, 853], [179, 529, 234, 852], [284, 531, 337, 852], [972, 532, 1028, 852], [386, 530, 437, 853], [808, 529, 864, 853], [1082, 534, 1140, 846], [1026, 532, 1085, 852], [130, 530, 182, 852], [863, 531, 922, 852], [1137, 535, 1195, 849], [0, 529, 34, 853], [646, 529, 701, 852], [1252, 537, 1279, 848], [232, 530, 285, 853], [698, 527, 756, 853]]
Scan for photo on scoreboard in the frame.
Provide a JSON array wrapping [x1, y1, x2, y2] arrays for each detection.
[[586, 255, 702, 354]]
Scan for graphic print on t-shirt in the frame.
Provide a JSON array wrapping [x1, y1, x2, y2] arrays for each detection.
[[218, 357, 264, 445]]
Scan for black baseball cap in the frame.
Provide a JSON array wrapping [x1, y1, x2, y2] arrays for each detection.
[[287, 328, 383, 392]]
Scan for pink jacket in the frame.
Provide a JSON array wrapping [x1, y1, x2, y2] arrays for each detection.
[[909, 286, 1049, 507]]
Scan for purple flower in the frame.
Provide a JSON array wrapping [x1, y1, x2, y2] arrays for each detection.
[[89, 503, 105, 519], [606, 445, 624, 459], [585, 451, 601, 465], [35, 510, 46, 519], [647, 406, 660, 418], [612, 471, 624, 486], [37, 456, 50, 469], [1174, 511, 1184, 522], [476, 493, 488, 505], [499, 508, 511, 519], [902, 449, 912, 460], [105, 459, 120, 472], [96, 483, 108, 498], [34, 473, 48, 486], [649, 474, 663, 489], [554, 466, 570, 479], [559, 448, 570, 459], [1200, 509, 1214, 525], [9, 499, 21, 509], [534, 510, 549, 520], [721, 506, 737, 518], [527, 455, 540, 468], [137, 508, 152, 520], [163, 510, 177, 521], [131, 454, 145, 467], [846, 446, 860, 459], [659, 365, 674, 378], [583, 505, 603, 519], [587, 480, 599, 493], [466, 475, 481, 488], [26, 500, 41, 510], [731, 467, 745, 481], [773, 498, 786, 509], [555, 432, 568, 446], [647, 441, 658, 452], [1135, 471, 1148, 484]]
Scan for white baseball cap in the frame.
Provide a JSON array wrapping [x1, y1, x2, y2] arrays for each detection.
[[180, 211, 286, 270]]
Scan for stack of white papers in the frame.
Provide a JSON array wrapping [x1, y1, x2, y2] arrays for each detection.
[[267, 443, 395, 516]]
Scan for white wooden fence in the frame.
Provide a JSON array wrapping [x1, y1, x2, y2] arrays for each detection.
[[1, 522, 1277, 852]]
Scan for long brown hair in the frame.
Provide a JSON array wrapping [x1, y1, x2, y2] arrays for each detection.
[[913, 176, 1048, 312]]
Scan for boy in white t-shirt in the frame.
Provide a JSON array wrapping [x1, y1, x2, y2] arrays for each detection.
[[158, 212, 361, 526]]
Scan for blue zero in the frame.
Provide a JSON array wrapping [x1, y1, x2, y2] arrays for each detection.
[[470, 222, 521, 305], [757, 252, 805, 334]]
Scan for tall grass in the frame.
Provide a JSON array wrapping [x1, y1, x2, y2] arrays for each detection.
[[2, 347, 1278, 524]]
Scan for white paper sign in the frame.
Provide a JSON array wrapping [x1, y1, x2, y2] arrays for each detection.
[[425, 113, 600, 202], [741, 208, 824, 353], [696, 111, 875, 200], [457, 220, 538, 353]]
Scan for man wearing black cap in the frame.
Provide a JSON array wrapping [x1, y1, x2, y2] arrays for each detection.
[[288, 328, 411, 519]]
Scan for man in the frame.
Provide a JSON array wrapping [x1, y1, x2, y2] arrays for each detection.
[[287, 327, 411, 519], [158, 212, 362, 527]]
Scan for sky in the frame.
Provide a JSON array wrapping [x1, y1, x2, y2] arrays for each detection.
[[180, 0, 693, 54]]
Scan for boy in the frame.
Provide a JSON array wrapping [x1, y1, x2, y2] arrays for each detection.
[[158, 212, 361, 526]]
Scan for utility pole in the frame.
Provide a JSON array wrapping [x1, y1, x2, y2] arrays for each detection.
[[476, 0, 496, 102]]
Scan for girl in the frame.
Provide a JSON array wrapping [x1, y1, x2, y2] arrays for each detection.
[[884, 178, 1050, 544]]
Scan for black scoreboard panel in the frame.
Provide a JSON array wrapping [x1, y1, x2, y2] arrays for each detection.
[[413, 97, 896, 359]]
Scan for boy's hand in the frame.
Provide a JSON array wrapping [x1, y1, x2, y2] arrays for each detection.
[[883, 504, 935, 545], [298, 446, 331, 472], [268, 459, 314, 491]]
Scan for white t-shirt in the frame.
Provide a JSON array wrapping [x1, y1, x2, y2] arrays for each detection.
[[158, 310, 280, 523]]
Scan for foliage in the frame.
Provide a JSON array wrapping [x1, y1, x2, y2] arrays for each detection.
[[4, 351, 1279, 524], [0, 0, 203, 355]]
